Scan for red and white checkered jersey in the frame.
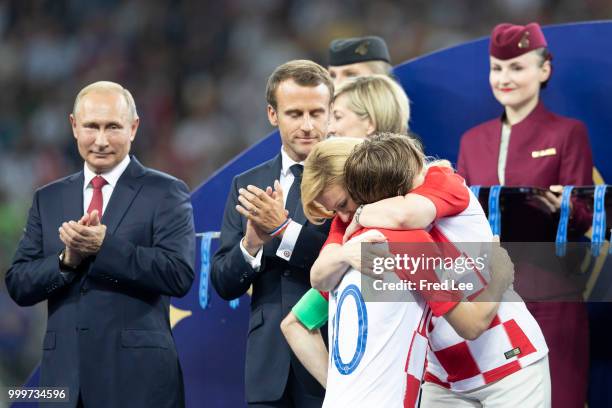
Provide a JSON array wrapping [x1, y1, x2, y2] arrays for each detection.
[[321, 166, 546, 392], [424, 189, 548, 392], [323, 229, 456, 408]]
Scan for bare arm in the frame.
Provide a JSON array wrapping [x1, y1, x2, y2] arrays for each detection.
[[443, 240, 514, 340], [344, 194, 436, 242], [443, 292, 502, 340], [310, 244, 348, 291], [280, 312, 328, 388], [360, 194, 437, 230], [311, 231, 389, 291]]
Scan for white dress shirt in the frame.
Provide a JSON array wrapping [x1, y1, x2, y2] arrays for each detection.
[[497, 123, 511, 186], [240, 147, 305, 271], [83, 155, 131, 216], [60, 155, 131, 276]]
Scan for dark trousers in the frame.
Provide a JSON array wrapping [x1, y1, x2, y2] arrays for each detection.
[[248, 367, 323, 408], [527, 302, 589, 408]]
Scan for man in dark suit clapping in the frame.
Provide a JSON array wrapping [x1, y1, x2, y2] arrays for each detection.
[[5, 81, 195, 408], [212, 60, 333, 407]]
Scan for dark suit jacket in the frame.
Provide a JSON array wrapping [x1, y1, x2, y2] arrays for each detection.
[[5, 157, 195, 408], [211, 154, 329, 404]]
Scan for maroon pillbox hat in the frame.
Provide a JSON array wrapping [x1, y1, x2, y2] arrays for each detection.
[[489, 23, 548, 60]]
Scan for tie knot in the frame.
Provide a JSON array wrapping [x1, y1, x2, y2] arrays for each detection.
[[91, 175, 108, 190], [290, 164, 303, 179]]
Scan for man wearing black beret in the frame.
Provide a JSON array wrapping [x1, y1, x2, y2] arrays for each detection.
[[328, 35, 393, 87]]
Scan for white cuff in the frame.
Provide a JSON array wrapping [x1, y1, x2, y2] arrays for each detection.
[[276, 220, 303, 261], [240, 238, 263, 272]]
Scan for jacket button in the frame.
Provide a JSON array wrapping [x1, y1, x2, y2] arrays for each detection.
[[282, 271, 290, 277]]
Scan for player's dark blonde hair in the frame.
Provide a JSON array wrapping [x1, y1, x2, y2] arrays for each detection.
[[344, 133, 425, 205], [301, 137, 363, 224]]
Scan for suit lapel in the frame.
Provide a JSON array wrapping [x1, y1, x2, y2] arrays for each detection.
[[268, 154, 283, 190], [103, 157, 145, 235], [62, 172, 85, 223]]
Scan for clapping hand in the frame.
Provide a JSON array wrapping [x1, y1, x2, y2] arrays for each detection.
[[59, 210, 107, 259], [236, 181, 288, 233]]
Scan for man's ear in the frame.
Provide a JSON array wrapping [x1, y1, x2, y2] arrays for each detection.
[[69, 114, 78, 140], [267, 105, 278, 127], [130, 117, 140, 142]]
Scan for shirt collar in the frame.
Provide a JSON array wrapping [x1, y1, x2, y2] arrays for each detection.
[[500, 100, 548, 128], [83, 155, 131, 189], [280, 147, 304, 177]]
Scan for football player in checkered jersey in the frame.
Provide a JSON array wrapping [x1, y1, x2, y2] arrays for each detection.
[[284, 134, 550, 407], [283, 136, 521, 407]]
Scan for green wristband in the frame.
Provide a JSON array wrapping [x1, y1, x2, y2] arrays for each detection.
[[292, 288, 329, 330]]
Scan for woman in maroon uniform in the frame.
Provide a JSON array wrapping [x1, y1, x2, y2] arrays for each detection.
[[457, 23, 593, 408]]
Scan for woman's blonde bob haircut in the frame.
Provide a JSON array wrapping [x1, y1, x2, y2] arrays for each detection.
[[301, 137, 363, 224], [334, 74, 410, 135]]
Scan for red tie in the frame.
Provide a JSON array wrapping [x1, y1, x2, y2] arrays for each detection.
[[87, 176, 108, 217]]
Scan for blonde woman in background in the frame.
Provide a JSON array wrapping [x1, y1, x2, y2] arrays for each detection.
[[328, 74, 410, 138]]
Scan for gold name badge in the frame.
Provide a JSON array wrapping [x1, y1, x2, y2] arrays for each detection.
[[532, 148, 557, 158]]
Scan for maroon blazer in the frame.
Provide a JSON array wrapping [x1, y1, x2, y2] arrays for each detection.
[[457, 101, 594, 299], [457, 101, 593, 188]]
